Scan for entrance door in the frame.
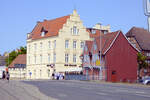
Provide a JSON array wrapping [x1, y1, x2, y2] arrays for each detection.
[[111, 70, 117, 82]]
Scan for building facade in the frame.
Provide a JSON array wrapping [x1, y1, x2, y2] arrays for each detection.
[[26, 10, 92, 79], [126, 27, 150, 77], [8, 54, 26, 79], [82, 31, 139, 82]]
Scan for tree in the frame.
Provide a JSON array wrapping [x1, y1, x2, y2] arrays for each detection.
[[5, 46, 27, 66], [18, 46, 27, 54], [137, 52, 149, 78], [5, 50, 18, 66]]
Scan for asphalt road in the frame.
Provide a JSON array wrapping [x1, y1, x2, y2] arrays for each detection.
[[23, 80, 150, 100]]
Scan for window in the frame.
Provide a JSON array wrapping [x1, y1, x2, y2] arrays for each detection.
[[34, 55, 36, 64], [94, 44, 97, 50], [54, 40, 56, 49], [65, 54, 69, 63], [73, 41, 77, 49], [80, 42, 84, 48], [48, 41, 51, 49], [91, 29, 96, 34], [34, 43, 37, 51], [40, 42, 43, 50], [73, 54, 76, 63], [65, 40, 69, 49], [48, 54, 50, 63], [41, 32, 45, 37], [53, 53, 56, 63], [146, 52, 150, 56], [40, 55, 42, 64], [73, 26, 77, 35]]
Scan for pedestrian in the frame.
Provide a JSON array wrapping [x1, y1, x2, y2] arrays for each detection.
[[2, 71, 5, 79], [6, 72, 10, 83], [52, 73, 55, 80]]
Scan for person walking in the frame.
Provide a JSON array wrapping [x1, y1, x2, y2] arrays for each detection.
[[6, 72, 10, 83], [2, 71, 5, 79]]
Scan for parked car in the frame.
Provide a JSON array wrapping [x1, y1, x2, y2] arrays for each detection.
[[143, 77, 150, 85]]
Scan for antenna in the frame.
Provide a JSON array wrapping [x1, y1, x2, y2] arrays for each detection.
[[143, 0, 150, 32]]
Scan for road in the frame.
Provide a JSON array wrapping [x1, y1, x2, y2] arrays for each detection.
[[0, 80, 56, 100], [23, 80, 150, 100]]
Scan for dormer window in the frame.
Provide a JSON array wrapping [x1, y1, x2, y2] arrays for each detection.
[[41, 32, 45, 37], [41, 27, 48, 37], [91, 29, 96, 34]]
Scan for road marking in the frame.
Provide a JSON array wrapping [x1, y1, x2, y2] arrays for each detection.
[[58, 93, 67, 97], [135, 94, 150, 98], [97, 92, 108, 96], [135, 91, 145, 94]]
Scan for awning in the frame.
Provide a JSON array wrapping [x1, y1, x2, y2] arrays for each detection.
[[65, 67, 82, 72]]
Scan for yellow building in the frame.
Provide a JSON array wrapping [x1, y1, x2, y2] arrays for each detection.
[[26, 10, 110, 79]]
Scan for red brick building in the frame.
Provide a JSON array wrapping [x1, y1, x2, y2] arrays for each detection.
[[82, 31, 139, 82]]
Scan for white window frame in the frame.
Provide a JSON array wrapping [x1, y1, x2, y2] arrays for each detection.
[[65, 40, 69, 49], [73, 54, 76, 63], [73, 41, 77, 49], [65, 54, 69, 63], [73, 26, 77, 35], [48, 41, 51, 49], [80, 42, 84, 48]]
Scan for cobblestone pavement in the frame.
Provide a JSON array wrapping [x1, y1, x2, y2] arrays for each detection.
[[0, 80, 57, 100]]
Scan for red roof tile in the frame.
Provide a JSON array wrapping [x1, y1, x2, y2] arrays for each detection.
[[126, 27, 150, 50], [95, 31, 119, 54], [30, 15, 70, 40], [85, 41, 93, 52], [9, 54, 26, 68]]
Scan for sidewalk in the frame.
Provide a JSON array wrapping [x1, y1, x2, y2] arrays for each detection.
[[0, 80, 57, 100]]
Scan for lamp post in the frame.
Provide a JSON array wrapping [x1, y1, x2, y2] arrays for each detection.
[[143, 0, 150, 32]]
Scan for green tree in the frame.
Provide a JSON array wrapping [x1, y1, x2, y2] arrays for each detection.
[[5, 50, 18, 66], [18, 46, 27, 54], [5, 46, 27, 66], [137, 52, 149, 78]]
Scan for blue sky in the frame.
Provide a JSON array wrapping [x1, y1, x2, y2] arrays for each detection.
[[0, 0, 147, 54]]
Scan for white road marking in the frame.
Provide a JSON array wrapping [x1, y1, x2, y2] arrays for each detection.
[[135, 91, 145, 94], [135, 94, 150, 98], [58, 93, 67, 97], [97, 92, 108, 96]]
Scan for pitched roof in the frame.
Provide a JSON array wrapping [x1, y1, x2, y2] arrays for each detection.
[[126, 27, 150, 50], [9, 54, 26, 68], [95, 31, 119, 54], [30, 15, 70, 40], [85, 41, 93, 52], [86, 28, 104, 38]]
